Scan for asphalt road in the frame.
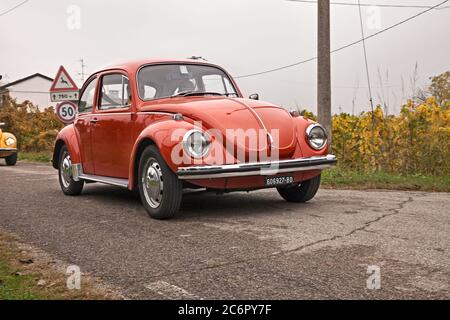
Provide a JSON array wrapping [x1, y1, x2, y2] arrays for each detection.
[[0, 162, 449, 299]]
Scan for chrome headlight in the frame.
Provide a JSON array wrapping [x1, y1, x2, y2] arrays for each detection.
[[306, 124, 327, 150], [5, 137, 16, 147], [183, 130, 211, 158]]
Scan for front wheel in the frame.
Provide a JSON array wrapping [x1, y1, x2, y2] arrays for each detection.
[[277, 174, 321, 203], [138, 145, 183, 220], [5, 153, 17, 166], [58, 146, 84, 196]]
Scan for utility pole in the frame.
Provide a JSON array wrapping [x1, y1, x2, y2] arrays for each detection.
[[78, 58, 86, 83], [317, 0, 332, 143]]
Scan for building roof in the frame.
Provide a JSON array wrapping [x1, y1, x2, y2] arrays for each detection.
[[0, 73, 53, 91]]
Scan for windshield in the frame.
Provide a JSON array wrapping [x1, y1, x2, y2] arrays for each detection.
[[137, 64, 239, 100]]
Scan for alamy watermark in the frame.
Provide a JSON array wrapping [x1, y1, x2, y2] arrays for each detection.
[[170, 121, 282, 173], [66, 265, 81, 290], [66, 5, 81, 31], [366, 265, 381, 290], [366, 6, 382, 30]]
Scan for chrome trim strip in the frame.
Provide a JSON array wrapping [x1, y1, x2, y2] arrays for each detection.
[[71, 163, 128, 188], [92, 112, 132, 116], [0, 148, 17, 152], [137, 112, 174, 116], [78, 174, 129, 188], [76, 111, 173, 119], [77, 113, 133, 119], [177, 155, 337, 180]]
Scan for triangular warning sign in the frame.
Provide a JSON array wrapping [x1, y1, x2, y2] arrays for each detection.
[[50, 66, 79, 92]]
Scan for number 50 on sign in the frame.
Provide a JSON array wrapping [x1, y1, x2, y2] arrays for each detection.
[[56, 101, 77, 124]]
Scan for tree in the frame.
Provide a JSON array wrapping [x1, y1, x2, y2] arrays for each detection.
[[429, 71, 450, 106]]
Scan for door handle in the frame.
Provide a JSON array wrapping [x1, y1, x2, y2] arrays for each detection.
[[90, 118, 99, 124]]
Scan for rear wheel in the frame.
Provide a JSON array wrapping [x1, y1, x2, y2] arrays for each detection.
[[277, 174, 321, 203], [5, 153, 17, 166], [58, 145, 84, 196], [138, 145, 183, 220]]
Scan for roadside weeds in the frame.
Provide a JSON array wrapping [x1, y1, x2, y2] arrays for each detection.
[[0, 232, 124, 300]]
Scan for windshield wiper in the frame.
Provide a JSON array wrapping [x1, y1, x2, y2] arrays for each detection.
[[171, 91, 228, 98]]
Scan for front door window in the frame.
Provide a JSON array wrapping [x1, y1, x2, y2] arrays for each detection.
[[99, 74, 131, 110]]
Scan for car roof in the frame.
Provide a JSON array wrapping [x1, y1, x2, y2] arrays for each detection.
[[96, 58, 223, 75]]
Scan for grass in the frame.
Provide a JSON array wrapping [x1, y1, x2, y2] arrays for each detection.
[[16, 152, 449, 193], [0, 233, 120, 300], [18, 151, 52, 164], [0, 260, 46, 300], [0, 234, 53, 300], [322, 167, 450, 193]]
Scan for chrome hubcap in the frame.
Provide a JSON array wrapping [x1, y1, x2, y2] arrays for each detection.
[[142, 158, 164, 209], [60, 151, 72, 188]]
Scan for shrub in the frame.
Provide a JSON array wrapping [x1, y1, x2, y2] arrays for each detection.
[[0, 96, 64, 152], [330, 98, 449, 176]]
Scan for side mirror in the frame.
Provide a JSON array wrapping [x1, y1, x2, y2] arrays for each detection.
[[249, 93, 259, 100]]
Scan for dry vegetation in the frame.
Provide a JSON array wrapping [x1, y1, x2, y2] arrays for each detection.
[[0, 232, 122, 300]]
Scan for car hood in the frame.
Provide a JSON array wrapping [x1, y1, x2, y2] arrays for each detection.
[[141, 97, 297, 158]]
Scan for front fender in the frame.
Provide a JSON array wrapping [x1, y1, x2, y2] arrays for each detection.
[[293, 117, 330, 158], [128, 119, 194, 188], [52, 124, 81, 169]]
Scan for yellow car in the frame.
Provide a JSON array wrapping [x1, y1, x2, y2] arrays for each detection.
[[0, 122, 18, 166]]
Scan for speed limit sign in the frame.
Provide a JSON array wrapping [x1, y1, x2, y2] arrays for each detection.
[[56, 101, 77, 124]]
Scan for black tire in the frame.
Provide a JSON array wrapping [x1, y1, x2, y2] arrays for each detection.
[[58, 145, 84, 196], [277, 174, 321, 203], [138, 145, 183, 220], [5, 153, 17, 166]]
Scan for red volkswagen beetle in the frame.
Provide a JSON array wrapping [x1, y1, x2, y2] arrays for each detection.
[[53, 59, 336, 219]]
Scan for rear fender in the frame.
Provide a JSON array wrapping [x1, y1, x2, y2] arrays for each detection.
[[52, 125, 81, 169]]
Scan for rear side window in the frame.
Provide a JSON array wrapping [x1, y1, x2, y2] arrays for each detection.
[[99, 74, 131, 110], [78, 78, 97, 113]]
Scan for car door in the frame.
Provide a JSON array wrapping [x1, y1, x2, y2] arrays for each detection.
[[74, 77, 98, 174], [91, 72, 135, 178]]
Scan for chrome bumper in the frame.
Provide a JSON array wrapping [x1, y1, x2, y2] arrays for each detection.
[[177, 155, 337, 180], [0, 148, 17, 153]]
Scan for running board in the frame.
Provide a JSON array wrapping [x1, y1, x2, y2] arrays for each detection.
[[71, 164, 128, 188], [79, 174, 129, 188]]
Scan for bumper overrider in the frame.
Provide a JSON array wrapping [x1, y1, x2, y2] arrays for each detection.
[[177, 155, 337, 180]]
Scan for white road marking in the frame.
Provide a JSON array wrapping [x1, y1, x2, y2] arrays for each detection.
[[144, 281, 200, 299]]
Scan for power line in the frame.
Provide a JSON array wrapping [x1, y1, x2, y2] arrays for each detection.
[[0, 90, 49, 94], [236, 0, 449, 79], [286, 0, 450, 9], [0, 0, 30, 17]]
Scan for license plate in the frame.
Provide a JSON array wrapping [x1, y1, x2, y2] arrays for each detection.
[[264, 176, 294, 187]]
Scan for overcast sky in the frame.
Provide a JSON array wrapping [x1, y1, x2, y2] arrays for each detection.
[[1, 0, 449, 114]]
